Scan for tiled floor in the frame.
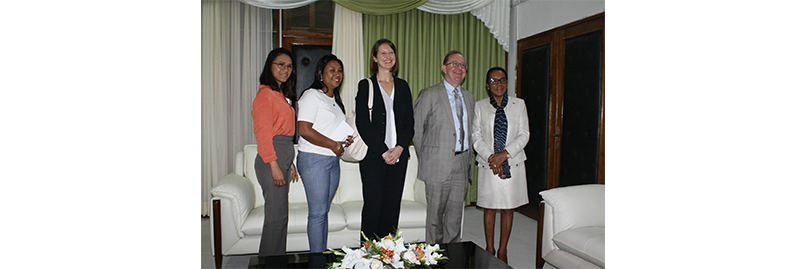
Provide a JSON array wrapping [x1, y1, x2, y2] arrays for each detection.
[[201, 206, 542, 268]]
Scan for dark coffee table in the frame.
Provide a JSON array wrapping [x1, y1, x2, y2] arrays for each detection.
[[248, 241, 512, 268]]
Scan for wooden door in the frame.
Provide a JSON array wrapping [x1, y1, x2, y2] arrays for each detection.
[[273, 3, 333, 144], [516, 33, 553, 217], [516, 13, 604, 219]]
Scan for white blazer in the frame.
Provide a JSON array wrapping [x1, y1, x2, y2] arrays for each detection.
[[471, 96, 530, 166]]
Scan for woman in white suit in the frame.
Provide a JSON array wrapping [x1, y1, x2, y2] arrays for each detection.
[[471, 67, 530, 264]]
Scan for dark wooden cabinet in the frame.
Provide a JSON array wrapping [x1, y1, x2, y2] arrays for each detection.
[[516, 13, 604, 219]]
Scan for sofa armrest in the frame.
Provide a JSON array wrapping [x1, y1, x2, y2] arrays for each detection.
[[211, 173, 256, 230], [539, 184, 604, 233], [541, 200, 556, 258]]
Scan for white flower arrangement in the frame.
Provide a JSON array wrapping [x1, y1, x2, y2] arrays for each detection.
[[325, 230, 447, 269]]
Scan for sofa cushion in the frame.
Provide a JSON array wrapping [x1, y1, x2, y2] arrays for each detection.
[[241, 206, 265, 236], [290, 202, 347, 233], [340, 200, 426, 232], [539, 184, 604, 232], [341, 201, 363, 230], [544, 249, 602, 269], [242, 203, 348, 236], [288, 203, 310, 234], [398, 201, 427, 229], [335, 161, 363, 204], [327, 205, 347, 232], [287, 178, 308, 204], [553, 227, 604, 268]]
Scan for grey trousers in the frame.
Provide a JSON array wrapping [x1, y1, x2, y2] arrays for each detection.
[[254, 135, 294, 256], [424, 150, 470, 244]]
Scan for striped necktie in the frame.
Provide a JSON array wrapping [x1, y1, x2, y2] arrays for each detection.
[[453, 87, 464, 151]]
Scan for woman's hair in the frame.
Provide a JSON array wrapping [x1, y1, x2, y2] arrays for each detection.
[[370, 38, 399, 74], [486, 67, 507, 81], [259, 48, 296, 100], [485, 67, 507, 96], [305, 54, 346, 114]]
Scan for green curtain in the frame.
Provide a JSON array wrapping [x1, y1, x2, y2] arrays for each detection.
[[362, 8, 507, 204], [333, 0, 429, 15], [363, 9, 506, 103]]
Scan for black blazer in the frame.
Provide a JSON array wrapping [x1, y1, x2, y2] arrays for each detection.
[[355, 75, 415, 160]]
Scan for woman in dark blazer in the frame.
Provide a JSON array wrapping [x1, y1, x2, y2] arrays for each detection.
[[354, 38, 415, 240]]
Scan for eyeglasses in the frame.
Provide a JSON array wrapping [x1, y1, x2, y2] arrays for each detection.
[[445, 61, 468, 70], [272, 62, 294, 70], [488, 77, 507, 85]]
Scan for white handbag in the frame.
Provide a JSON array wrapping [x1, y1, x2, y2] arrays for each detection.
[[341, 78, 374, 162]]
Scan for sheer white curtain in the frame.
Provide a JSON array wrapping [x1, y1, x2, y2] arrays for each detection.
[[469, 0, 510, 52], [417, 0, 493, 14], [202, 0, 273, 216], [417, 0, 510, 52], [332, 3, 364, 117]]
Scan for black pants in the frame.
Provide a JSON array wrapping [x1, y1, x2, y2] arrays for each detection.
[[359, 153, 408, 240]]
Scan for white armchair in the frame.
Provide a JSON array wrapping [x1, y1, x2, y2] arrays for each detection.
[[538, 184, 605, 269]]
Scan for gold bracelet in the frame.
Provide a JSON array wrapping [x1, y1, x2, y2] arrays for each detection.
[[333, 141, 341, 152]]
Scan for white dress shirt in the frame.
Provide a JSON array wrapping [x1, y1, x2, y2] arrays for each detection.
[[443, 79, 468, 152]]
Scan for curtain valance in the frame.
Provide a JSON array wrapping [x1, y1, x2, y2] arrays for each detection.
[[419, 0, 511, 52], [335, 0, 510, 52], [237, 0, 511, 52], [470, 0, 509, 52], [332, 0, 429, 15], [416, 0, 494, 14], [236, 0, 317, 9]]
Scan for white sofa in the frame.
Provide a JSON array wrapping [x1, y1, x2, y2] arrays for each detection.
[[538, 184, 605, 269], [209, 145, 432, 264]]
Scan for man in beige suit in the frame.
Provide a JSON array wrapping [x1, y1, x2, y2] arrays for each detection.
[[413, 51, 475, 244]]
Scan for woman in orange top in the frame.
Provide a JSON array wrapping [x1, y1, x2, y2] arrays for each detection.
[[251, 48, 298, 256]]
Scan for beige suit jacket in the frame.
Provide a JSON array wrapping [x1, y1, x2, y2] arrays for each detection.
[[413, 81, 475, 182]]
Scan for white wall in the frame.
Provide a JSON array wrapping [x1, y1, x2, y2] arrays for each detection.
[[507, 0, 604, 95], [516, 0, 604, 40]]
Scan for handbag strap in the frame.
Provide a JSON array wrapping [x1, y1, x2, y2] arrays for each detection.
[[366, 78, 374, 122]]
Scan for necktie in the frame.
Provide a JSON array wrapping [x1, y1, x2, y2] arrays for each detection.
[[454, 87, 464, 151]]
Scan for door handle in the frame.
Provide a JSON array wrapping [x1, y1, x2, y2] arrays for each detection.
[[554, 127, 560, 149]]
